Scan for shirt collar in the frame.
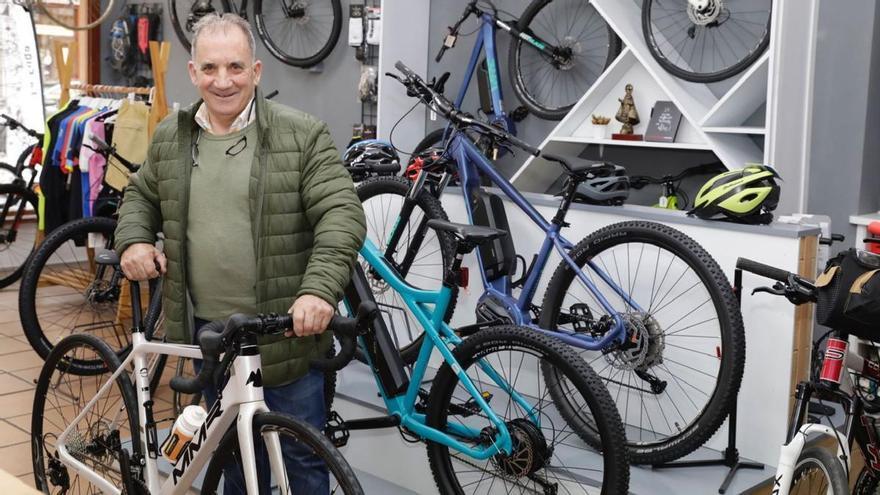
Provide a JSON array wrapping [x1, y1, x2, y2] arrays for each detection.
[[194, 96, 256, 134]]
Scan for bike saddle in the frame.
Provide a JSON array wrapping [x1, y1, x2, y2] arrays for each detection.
[[95, 249, 120, 266], [426, 219, 507, 245]]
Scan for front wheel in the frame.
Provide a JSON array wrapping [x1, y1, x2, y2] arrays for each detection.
[[201, 411, 364, 494], [0, 179, 38, 288], [509, 0, 622, 120], [254, 0, 342, 68], [425, 326, 630, 494], [788, 447, 849, 494], [540, 221, 745, 465]]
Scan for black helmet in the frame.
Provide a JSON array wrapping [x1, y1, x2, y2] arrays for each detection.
[[573, 163, 629, 205], [342, 140, 400, 181]]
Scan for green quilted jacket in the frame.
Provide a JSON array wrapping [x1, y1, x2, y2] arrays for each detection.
[[114, 90, 366, 387]]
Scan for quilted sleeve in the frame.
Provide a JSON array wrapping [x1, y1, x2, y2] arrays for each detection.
[[297, 121, 366, 304]]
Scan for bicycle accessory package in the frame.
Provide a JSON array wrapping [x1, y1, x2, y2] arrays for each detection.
[[348, 4, 364, 46], [816, 248, 880, 340], [572, 162, 629, 206], [688, 164, 781, 224], [109, 15, 136, 76]]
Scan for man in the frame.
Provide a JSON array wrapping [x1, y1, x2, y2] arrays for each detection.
[[114, 13, 366, 493]]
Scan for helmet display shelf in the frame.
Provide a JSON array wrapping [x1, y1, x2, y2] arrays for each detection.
[[509, 0, 817, 220]]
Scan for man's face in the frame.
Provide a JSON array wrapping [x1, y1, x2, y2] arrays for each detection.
[[188, 26, 262, 125]]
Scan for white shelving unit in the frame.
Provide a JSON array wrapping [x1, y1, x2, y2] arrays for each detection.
[[511, 0, 778, 195]]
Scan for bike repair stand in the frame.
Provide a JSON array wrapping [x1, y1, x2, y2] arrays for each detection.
[[651, 268, 764, 494]]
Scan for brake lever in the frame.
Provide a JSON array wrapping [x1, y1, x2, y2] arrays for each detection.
[[752, 283, 786, 297]]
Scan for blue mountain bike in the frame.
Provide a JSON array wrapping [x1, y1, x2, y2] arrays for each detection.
[[357, 62, 745, 466], [327, 220, 630, 493], [413, 0, 621, 158]]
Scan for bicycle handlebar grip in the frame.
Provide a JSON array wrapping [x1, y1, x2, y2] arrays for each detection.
[[369, 162, 401, 174], [169, 319, 227, 394], [736, 257, 792, 283], [435, 45, 449, 63], [309, 302, 378, 372], [395, 61, 418, 80], [507, 134, 540, 156]]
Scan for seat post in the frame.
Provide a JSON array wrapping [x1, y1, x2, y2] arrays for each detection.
[[551, 177, 578, 227]]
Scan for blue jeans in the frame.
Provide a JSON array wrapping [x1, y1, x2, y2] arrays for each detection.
[[195, 318, 330, 494]]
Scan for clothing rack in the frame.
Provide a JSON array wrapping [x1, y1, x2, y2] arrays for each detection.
[[53, 39, 170, 135]]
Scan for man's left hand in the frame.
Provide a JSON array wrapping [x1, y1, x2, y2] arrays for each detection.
[[286, 295, 335, 337]]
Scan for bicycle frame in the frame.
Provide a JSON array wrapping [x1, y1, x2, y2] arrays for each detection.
[[446, 12, 513, 135], [445, 132, 632, 350], [53, 331, 289, 494], [353, 237, 562, 459]]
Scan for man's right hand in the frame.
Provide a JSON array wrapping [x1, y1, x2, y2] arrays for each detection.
[[120, 243, 167, 281]]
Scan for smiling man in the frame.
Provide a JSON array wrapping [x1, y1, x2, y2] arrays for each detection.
[[114, 13, 365, 493]]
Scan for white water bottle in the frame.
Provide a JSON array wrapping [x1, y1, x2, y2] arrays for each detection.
[[161, 405, 207, 463]]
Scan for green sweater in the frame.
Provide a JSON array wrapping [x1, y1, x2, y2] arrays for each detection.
[[114, 91, 366, 386], [188, 123, 259, 321]]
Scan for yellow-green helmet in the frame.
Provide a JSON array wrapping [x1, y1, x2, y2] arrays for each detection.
[[688, 165, 781, 224]]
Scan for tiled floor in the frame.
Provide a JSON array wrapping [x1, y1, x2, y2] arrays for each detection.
[[0, 283, 50, 487]]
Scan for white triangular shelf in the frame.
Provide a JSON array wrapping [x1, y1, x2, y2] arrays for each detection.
[[700, 52, 770, 128]]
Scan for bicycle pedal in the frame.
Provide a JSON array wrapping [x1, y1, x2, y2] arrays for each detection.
[[324, 411, 350, 448]]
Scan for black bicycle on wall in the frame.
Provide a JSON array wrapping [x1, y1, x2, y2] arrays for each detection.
[[169, 0, 342, 68]]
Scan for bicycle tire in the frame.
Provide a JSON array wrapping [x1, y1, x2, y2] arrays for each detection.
[[36, 0, 117, 31], [201, 411, 364, 494], [356, 175, 457, 365], [539, 220, 745, 465], [509, 0, 622, 120], [425, 325, 630, 494], [0, 179, 38, 288], [254, 0, 342, 68], [642, 0, 772, 83], [19, 216, 128, 374], [169, 0, 233, 52], [854, 463, 880, 494], [32, 334, 141, 494], [786, 447, 849, 494]]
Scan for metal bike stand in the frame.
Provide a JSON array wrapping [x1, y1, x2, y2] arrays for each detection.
[[651, 269, 764, 494]]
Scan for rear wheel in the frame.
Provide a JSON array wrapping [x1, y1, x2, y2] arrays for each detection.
[[425, 326, 630, 494], [540, 221, 745, 464], [32, 334, 141, 494]]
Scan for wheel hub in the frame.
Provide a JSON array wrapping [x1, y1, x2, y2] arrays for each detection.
[[491, 418, 550, 478], [605, 313, 665, 372], [284, 1, 310, 24], [687, 0, 723, 26], [555, 37, 581, 71]]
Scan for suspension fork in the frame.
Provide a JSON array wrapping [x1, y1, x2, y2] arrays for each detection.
[[383, 171, 451, 278]]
